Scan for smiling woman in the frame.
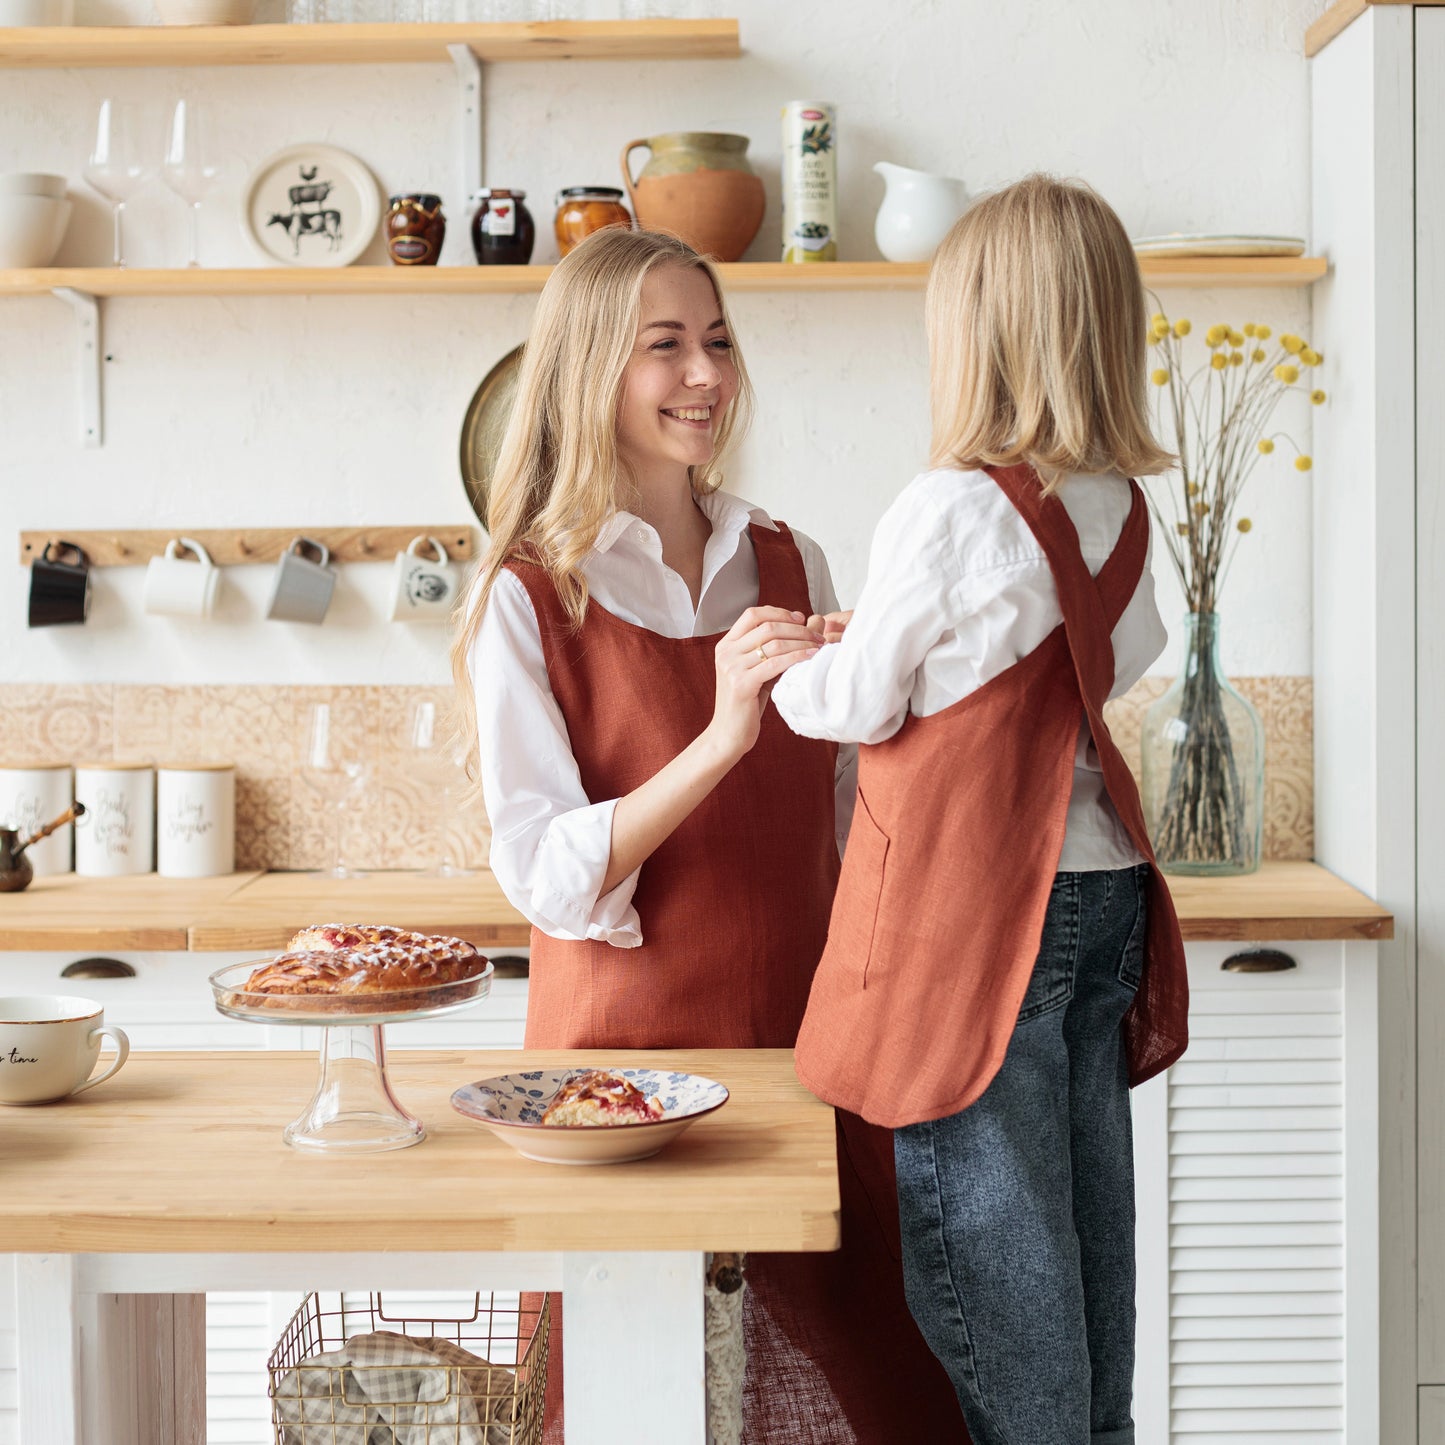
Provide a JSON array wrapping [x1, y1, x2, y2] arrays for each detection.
[[447, 228, 964, 1443]]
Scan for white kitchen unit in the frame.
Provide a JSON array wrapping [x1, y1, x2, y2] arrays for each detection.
[[1132, 940, 1377, 1444], [1309, 3, 1439, 1439], [0, 948, 529, 1445]]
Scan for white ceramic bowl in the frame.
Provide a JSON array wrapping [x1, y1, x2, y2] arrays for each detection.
[[0, 174, 67, 200], [0, 194, 72, 268], [451, 1067, 730, 1165], [153, 0, 253, 22]]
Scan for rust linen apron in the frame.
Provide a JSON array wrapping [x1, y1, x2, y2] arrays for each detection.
[[505, 521, 964, 1442], [794, 465, 1189, 1130]]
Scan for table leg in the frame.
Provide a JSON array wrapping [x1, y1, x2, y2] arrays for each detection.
[[561, 1251, 706, 1445], [15, 1254, 82, 1445]]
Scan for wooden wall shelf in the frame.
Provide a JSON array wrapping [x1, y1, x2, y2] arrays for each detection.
[[0, 257, 1328, 298], [18, 525, 476, 568], [0, 18, 739, 68]]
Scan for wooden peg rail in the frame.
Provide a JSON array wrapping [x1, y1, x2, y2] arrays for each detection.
[[18, 526, 477, 568]]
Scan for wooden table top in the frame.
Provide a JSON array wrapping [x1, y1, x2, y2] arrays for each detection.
[[0, 1049, 841, 1255], [0, 860, 1393, 952]]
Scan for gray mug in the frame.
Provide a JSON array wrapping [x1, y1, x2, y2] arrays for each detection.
[[266, 537, 336, 624]]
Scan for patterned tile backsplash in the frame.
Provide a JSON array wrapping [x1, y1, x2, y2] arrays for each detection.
[[0, 678, 1313, 869]]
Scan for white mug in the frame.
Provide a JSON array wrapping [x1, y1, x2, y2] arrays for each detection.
[[389, 535, 460, 622], [0, 763, 73, 876], [157, 764, 235, 878], [144, 537, 220, 619], [0, 996, 129, 1106], [75, 764, 154, 876]]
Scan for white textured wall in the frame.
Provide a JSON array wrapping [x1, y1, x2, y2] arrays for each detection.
[[1, 0, 1320, 685]]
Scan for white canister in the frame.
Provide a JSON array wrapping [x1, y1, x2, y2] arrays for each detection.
[[156, 764, 235, 878], [74, 764, 155, 877], [0, 763, 73, 877]]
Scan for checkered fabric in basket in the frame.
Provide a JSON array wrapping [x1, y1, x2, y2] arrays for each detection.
[[273, 1330, 520, 1445]]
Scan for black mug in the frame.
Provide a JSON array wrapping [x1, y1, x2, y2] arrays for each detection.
[[28, 541, 91, 628]]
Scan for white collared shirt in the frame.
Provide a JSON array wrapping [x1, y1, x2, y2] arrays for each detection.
[[468, 489, 856, 947], [771, 467, 1167, 872]]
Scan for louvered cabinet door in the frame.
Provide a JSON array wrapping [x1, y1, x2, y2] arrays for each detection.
[[1145, 942, 1376, 1444]]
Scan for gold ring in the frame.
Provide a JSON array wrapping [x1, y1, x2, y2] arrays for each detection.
[[756, 644, 768, 663]]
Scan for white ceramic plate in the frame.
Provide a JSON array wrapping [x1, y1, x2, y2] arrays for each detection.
[[241, 143, 380, 268], [1131, 233, 1306, 258], [451, 1068, 730, 1165]]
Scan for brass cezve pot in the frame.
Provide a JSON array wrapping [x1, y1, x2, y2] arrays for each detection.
[[0, 802, 85, 893]]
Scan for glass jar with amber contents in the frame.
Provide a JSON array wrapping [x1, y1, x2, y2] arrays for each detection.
[[470, 189, 536, 266], [554, 187, 632, 258], [385, 193, 446, 267]]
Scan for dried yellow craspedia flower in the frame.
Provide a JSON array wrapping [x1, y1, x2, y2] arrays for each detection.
[[1176, 522, 1190, 536], [1187, 482, 1200, 496], [1274, 363, 1300, 384], [1227, 329, 1245, 347], [1252, 348, 1267, 363], [1243, 323, 1257, 337], [1206, 324, 1228, 348], [1174, 318, 1192, 337], [1282, 334, 1304, 355], [1151, 368, 1169, 385], [1194, 501, 1209, 517], [1296, 454, 1313, 472], [1300, 347, 1321, 366], [1237, 518, 1253, 533], [1230, 351, 1244, 366], [1152, 319, 1171, 341], [1150, 312, 1167, 327], [1211, 353, 1228, 370], [1258, 438, 1275, 455], [1312, 389, 1327, 404], [1256, 324, 1272, 340]]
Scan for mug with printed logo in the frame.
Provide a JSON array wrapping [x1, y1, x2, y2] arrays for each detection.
[[388, 535, 460, 623], [0, 995, 130, 1105]]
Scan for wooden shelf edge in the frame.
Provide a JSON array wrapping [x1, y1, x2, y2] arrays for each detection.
[[0, 17, 740, 67], [0, 256, 1329, 299]]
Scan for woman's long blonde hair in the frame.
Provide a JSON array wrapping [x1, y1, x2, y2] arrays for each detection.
[[927, 173, 1173, 487], [449, 227, 753, 784]]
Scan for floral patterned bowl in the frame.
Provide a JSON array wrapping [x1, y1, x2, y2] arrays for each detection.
[[450, 1068, 730, 1166]]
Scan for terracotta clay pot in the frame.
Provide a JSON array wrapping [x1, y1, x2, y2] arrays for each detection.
[[620, 132, 764, 263]]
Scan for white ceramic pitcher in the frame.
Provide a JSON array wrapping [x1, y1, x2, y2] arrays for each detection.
[[873, 161, 970, 264]]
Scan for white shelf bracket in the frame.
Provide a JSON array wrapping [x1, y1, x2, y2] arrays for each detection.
[[449, 42, 484, 205], [51, 286, 102, 448]]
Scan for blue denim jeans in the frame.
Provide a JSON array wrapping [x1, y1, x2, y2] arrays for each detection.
[[893, 865, 1148, 1445]]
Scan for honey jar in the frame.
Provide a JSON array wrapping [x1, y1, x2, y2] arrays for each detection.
[[385, 193, 446, 267], [470, 189, 536, 266], [554, 186, 632, 258]]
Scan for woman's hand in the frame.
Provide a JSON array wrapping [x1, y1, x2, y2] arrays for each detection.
[[706, 606, 822, 762], [805, 609, 854, 643]]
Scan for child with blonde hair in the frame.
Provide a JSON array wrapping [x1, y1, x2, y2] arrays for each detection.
[[774, 174, 1190, 1445]]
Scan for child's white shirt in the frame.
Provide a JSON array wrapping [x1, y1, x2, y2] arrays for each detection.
[[770, 467, 1168, 872]]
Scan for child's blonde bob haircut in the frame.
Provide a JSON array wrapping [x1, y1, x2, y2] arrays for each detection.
[[927, 173, 1173, 486]]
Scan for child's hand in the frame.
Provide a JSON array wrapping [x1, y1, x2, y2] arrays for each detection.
[[805, 609, 854, 643]]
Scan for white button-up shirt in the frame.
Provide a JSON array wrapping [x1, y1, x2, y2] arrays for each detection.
[[468, 489, 856, 948], [771, 467, 1167, 872]]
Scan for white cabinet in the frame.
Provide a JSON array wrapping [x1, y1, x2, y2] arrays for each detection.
[[1133, 941, 1378, 1444]]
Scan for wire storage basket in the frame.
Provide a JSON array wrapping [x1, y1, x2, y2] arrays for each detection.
[[268, 1291, 550, 1445]]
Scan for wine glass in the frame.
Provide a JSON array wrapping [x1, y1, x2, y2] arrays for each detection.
[[300, 702, 369, 881], [161, 101, 218, 269], [406, 700, 474, 879], [82, 99, 152, 269]]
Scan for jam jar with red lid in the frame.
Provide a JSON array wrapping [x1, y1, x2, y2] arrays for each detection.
[[554, 186, 632, 258], [385, 193, 446, 266], [470, 189, 535, 266]]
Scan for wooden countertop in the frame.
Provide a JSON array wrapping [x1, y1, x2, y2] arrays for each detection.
[[0, 860, 1393, 952], [0, 1049, 840, 1255]]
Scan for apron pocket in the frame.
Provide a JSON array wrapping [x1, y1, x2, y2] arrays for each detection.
[[833, 788, 890, 988]]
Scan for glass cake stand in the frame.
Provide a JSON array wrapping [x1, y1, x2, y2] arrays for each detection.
[[208, 961, 493, 1154]]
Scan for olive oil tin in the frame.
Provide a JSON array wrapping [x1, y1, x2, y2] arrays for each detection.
[[781, 101, 837, 263]]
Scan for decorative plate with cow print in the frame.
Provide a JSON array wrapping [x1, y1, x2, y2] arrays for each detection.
[[242, 143, 382, 268]]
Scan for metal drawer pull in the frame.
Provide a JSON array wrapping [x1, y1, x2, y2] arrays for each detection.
[[1221, 948, 1297, 974], [61, 957, 137, 980], [489, 955, 529, 979]]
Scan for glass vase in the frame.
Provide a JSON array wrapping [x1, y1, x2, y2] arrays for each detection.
[[1140, 612, 1264, 876]]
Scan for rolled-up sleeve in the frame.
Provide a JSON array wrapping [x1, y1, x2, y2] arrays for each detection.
[[468, 570, 642, 947]]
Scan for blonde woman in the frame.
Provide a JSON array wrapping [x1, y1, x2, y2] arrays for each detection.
[[772, 175, 1190, 1444], [451, 228, 962, 1443]]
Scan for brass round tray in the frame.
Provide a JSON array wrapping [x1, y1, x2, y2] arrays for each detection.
[[459, 343, 523, 528]]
